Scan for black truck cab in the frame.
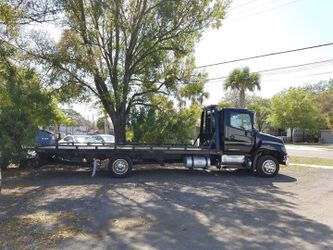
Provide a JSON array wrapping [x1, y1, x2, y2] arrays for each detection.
[[199, 106, 288, 176]]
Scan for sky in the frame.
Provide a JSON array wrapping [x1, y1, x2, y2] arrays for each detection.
[[37, 0, 333, 118], [196, 0, 333, 105]]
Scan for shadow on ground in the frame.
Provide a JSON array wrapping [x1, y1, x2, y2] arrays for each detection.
[[1, 165, 332, 249]]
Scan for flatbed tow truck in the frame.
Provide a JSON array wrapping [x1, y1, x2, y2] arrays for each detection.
[[36, 106, 288, 178]]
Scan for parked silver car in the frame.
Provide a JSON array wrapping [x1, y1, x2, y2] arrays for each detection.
[[58, 135, 90, 144], [87, 134, 115, 143]]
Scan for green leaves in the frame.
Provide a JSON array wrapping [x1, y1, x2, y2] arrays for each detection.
[[128, 100, 201, 144], [0, 2, 21, 36], [224, 67, 261, 108], [225, 67, 261, 91], [31, 0, 227, 142], [247, 96, 271, 132], [270, 88, 322, 130], [0, 54, 66, 167]]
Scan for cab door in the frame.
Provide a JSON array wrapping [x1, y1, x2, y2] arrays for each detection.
[[223, 110, 255, 154]]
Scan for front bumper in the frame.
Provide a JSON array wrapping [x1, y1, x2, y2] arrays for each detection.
[[283, 155, 289, 165]]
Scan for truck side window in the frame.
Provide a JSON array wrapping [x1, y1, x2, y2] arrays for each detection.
[[230, 113, 252, 131]]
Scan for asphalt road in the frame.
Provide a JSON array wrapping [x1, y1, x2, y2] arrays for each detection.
[[286, 144, 333, 160], [1, 165, 333, 250]]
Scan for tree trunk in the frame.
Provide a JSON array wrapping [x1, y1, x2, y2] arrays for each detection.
[[239, 89, 246, 108], [112, 114, 127, 144], [93, 75, 127, 144]]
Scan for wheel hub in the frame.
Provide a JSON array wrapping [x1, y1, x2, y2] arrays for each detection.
[[262, 160, 277, 174], [113, 159, 129, 174]]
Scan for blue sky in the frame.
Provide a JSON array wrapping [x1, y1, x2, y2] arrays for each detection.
[[195, 0, 333, 104]]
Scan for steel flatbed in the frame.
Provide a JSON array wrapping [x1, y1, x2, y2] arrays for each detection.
[[36, 143, 223, 166]]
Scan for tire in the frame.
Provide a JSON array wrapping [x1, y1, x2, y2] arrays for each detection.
[[108, 155, 132, 178], [256, 155, 279, 177]]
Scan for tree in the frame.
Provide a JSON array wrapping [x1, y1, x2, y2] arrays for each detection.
[[1, 1, 62, 26], [218, 89, 239, 108], [128, 77, 208, 143], [128, 97, 202, 144], [218, 101, 233, 109], [315, 80, 333, 129], [303, 80, 333, 129], [270, 88, 323, 142], [247, 96, 271, 132], [224, 67, 261, 108], [97, 116, 111, 132], [179, 77, 209, 106], [0, 52, 66, 169], [327, 81, 333, 128], [28, 0, 227, 143], [62, 108, 91, 127]]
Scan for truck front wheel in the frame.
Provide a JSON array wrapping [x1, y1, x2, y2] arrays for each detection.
[[256, 155, 279, 177], [108, 156, 132, 178]]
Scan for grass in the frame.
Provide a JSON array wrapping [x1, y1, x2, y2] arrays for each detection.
[[316, 146, 333, 150], [289, 156, 333, 167]]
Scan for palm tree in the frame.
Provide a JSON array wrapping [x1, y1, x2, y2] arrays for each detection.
[[224, 67, 261, 108]]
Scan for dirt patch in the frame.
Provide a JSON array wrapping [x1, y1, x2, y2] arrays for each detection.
[[111, 216, 153, 230], [0, 211, 89, 249]]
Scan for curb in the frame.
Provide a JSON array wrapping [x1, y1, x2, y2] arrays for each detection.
[[289, 163, 333, 170]]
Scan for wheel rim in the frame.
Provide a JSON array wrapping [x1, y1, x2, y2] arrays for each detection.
[[262, 160, 277, 175], [112, 159, 129, 175]]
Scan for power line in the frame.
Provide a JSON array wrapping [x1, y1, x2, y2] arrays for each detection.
[[230, 0, 261, 8], [205, 58, 333, 82], [227, 0, 301, 21], [196, 42, 333, 69], [257, 59, 333, 74], [228, 0, 263, 10], [206, 62, 333, 81], [255, 71, 333, 83], [229, 0, 293, 15], [206, 71, 333, 84]]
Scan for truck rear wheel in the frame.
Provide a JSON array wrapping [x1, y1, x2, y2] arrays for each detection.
[[108, 155, 132, 178], [256, 155, 279, 177]]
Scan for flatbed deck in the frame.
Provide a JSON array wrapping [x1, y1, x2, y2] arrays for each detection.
[[37, 143, 221, 153], [36, 143, 223, 166]]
